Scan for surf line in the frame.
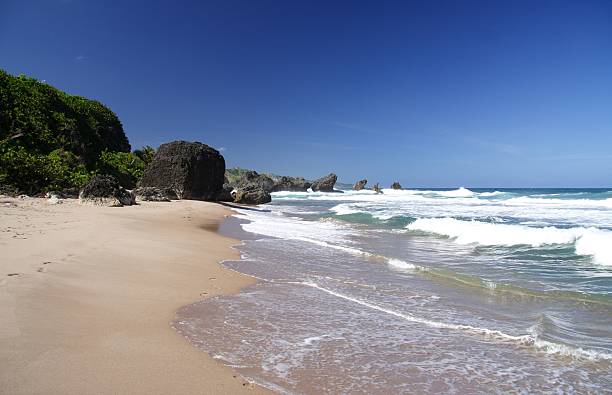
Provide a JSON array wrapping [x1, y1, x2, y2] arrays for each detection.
[[294, 281, 612, 362]]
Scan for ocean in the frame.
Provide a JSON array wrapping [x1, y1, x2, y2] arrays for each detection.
[[175, 188, 612, 394]]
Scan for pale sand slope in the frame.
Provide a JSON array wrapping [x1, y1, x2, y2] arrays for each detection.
[[0, 197, 271, 395]]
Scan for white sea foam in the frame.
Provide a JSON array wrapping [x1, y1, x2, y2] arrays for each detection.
[[434, 187, 476, 198], [387, 258, 417, 270], [407, 218, 612, 266], [300, 281, 612, 362]]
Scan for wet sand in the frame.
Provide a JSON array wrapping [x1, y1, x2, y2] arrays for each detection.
[[0, 196, 271, 394]]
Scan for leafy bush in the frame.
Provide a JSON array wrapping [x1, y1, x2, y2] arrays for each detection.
[[133, 145, 156, 166], [98, 150, 145, 189], [0, 69, 144, 194], [0, 145, 91, 194]]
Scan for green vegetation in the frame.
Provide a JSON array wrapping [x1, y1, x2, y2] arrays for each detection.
[[0, 69, 153, 194]]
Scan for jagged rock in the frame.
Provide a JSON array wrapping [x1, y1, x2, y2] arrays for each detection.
[[372, 183, 383, 194], [311, 173, 338, 192], [232, 185, 271, 205], [238, 170, 276, 192], [134, 187, 173, 202], [138, 141, 225, 200], [391, 182, 402, 190], [0, 184, 20, 197], [353, 179, 368, 190], [79, 175, 136, 207], [215, 184, 235, 202], [270, 176, 312, 192]]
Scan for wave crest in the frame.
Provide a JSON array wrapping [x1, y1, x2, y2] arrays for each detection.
[[407, 218, 612, 266]]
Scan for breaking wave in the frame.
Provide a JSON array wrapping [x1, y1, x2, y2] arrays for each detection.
[[407, 218, 612, 266]]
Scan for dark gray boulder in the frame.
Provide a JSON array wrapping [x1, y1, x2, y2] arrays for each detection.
[[238, 170, 275, 192], [270, 176, 311, 192], [138, 141, 225, 200], [232, 185, 271, 205], [134, 187, 174, 202], [79, 175, 135, 207], [391, 182, 402, 190], [311, 173, 338, 192], [353, 179, 367, 191], [215, 183, 235, 202]]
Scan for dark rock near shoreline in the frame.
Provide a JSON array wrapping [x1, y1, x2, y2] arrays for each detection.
[[232, 185, 271, 205], [215, 183, 235, 202], [372, 183, 383, 194], [311, 173, 338, 192], [134, 187, 173, 202], [271, 176, 312, 192], [225, 168, 311, 193], [391, 182, 402, 190], [138, 141, 225, 200], [79, 175, 135, 207], [353, 179, 367, 191]]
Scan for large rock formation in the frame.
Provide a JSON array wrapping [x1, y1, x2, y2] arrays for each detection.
[[270, 176, 312, 192], [235, 170, 276, 192], [311, 173, 338, 192], [138, 141, 225, 200], [133, 187, 174, 202], [225, 168, 311, 193], [353, 179, 367, 190], [79, 175, 135, 207], [391, 182, 402, 190], [232, 185, 271, 205]]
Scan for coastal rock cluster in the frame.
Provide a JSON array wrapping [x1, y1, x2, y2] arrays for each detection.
[[391, 182, 402, 189], [79, 175, 135, 207], [353, 179, 367, 190], [138, 141, 225, 200], [311, 173, 338, 192]]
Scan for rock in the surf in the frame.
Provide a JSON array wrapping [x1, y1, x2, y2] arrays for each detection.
[[353, 179, 368, 190], [232, 184, 272, 205], [311, 173, 338, 192]]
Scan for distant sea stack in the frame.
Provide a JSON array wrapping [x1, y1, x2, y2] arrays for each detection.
[[311, 173, 338, 192], [353, 179, 367, 190], [138, 141, 225, 200]]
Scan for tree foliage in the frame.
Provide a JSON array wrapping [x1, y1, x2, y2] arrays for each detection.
[[0, 69, 146, 194]]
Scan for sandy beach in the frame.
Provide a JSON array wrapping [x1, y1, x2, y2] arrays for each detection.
[[0, 197, 270, 394]]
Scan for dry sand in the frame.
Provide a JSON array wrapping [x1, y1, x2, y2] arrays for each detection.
[[0, 196, 271, 394]]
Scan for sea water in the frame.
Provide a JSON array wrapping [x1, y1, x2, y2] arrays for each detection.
[[175, 188, 612, 394]]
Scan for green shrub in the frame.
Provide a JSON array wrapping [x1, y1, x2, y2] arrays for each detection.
[[98, 150, 145, 189], [0, 145, 91, 194], [133, 145, 156, 166]]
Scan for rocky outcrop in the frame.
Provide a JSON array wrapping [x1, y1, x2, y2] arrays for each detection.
[[270, 176, 311, 192], [372, 183, 383, 194], [225, 168, 311, 193], [353, 179, 367, 190], [215, 184, 235, 202], [232, 185, 271, 205], [138, 141, 225, 200], [235, 170, 276, 192], [311, 173, 338, 192], [133, 187, 174, 202], [391, 182, 402, 190], [79, 175, 135, 207]]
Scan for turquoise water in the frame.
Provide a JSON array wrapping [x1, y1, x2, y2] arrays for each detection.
[[175, 187, 612, 393]]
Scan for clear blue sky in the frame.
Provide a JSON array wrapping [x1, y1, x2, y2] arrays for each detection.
[[1, 0, 611, 187]]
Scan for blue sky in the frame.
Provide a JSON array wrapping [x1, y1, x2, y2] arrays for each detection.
[[1, 0, 611, 187]]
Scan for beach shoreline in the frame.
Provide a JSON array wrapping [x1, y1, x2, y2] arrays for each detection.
[[0, 197, 271, 394]]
